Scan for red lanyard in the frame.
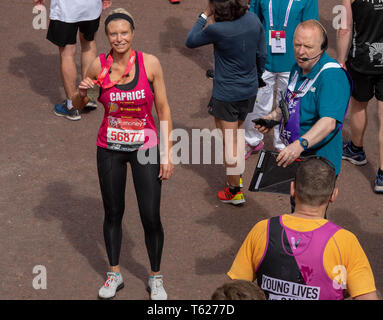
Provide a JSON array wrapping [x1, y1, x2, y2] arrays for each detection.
[[94, 49, 136, 89]]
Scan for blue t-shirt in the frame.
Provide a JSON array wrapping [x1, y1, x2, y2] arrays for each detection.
[[288, 53, 351, 175], [185, 12, 267, 102], [250, 0, 318, 73]]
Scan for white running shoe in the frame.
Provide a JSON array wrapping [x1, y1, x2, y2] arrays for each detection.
[[147, 275, 168, 300], [98, 272, 124, 300]]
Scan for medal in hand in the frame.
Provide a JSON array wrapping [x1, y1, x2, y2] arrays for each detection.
[[87, 84, 100, 100]]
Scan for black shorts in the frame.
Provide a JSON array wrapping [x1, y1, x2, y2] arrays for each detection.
[[47, 17, 100, 47], [208, 96, 256, 122], [346, 62, 383, 102]]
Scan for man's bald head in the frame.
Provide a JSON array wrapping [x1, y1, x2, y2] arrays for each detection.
[[295, 20, 327, 51], [293, 20, 328, 74]]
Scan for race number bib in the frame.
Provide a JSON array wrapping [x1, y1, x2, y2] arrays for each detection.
[[106, 117, 145, 151]]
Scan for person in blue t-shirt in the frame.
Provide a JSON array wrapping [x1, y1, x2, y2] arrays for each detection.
[[244, 0, 318, 159], [255, 20, 351, 177], [186, 0, 267, 206]]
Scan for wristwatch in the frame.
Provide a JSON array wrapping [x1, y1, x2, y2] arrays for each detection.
[[299, 137, 309, 151], [199, 12, 208, 20]]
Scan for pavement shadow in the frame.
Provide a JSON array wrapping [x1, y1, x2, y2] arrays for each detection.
[[174, 122, 272, 275], [159, 17, 212, 71], [33, 181, 148, 285], [342, 127, 378, 191], [351, 162, 377, 192], [8, 42, 63, 105], [194, 195, 270, 276], [189, 94, 212, 120]]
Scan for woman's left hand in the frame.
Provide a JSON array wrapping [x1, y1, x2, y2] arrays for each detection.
[[78, 77, 96, 98], [159, 162, 174, 181]]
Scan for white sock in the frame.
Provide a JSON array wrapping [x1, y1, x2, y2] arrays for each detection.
[[66, 99, 73, 110]]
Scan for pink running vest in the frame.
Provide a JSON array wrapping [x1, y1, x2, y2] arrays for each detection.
[[256, 216, 344, 300], [97, 51, 158, 152]]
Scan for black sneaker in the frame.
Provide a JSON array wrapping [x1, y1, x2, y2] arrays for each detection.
[[374, 171, 383, 193], [342, 141, 367, 166], [53, 101, 81, 121], [84, 100, 98, 110]]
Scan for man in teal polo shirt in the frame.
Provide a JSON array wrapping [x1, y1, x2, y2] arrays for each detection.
[[255, 20, 351, 176], [244, 0, 318, 158]]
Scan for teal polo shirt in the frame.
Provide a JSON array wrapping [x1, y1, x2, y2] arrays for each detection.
[[288, 53, 351, 175], [250, 0, 318, 73]]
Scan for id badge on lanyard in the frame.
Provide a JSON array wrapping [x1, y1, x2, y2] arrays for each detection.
[[270, 30, 286, 53], [269, 0, 293, 54]]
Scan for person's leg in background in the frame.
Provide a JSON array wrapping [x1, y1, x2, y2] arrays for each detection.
[[350, 97, 369, 148], [273, 72, 290, 152], [216, 118, 246, 205], [54, 43, 81, 120], [59, 44, 78, 100], [342, 97, 369, 165], [47, 20, 81, 120], [79, 32, 97, 79], [375, 99, 383, 193], [79, 17, 100, 109], [79, 32, 98, 109], [243, 70, 276, 159], [342, 68, 371, 166]]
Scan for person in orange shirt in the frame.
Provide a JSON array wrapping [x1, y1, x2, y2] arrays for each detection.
[[228, 156, 378, 300]]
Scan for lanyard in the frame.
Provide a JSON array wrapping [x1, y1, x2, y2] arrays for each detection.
[[94, 49, 136, 89], [269, 0, 294, 30], [289, 72, 309, 100], [289, 62, 343, 100]]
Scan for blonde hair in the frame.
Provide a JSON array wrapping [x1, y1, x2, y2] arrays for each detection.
[[104, 8, 135, 33]]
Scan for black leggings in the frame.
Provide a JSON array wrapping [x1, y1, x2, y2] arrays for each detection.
[[97, 146, 163, 272]]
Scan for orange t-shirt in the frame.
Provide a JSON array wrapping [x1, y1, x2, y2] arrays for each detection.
[[227, 215, 376, 298]]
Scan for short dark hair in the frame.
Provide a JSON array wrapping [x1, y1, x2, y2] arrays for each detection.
[[294, 157, 336, 206], [211, 280, 266, 300], [209, 0, 248, 22]]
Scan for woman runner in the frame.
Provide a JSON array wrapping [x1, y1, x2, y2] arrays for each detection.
[[72, 8, 173, 300]]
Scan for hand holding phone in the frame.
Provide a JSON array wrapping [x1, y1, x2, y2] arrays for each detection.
[[252, 118, 280, 129]]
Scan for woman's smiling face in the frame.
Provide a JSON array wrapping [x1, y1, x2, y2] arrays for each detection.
[[106, 19, 134, 53]]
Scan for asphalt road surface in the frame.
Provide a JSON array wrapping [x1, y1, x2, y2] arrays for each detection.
[[0, 0, 381, 300]]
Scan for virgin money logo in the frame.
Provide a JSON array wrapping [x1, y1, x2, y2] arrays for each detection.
[[122, 119, 145, 130]]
